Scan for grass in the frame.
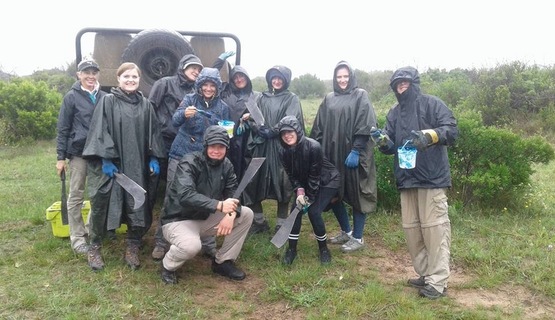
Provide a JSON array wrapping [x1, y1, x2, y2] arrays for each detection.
[[1, 138, 555, 319]]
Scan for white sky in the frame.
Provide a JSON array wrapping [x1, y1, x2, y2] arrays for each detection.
[[1, 1, 553, 80]]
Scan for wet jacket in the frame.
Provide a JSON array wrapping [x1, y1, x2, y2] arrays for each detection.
[[56, 81, 106, 160], [278, 115, 340, 202], [243, 65, 304, 204], [161, 150, 238, 224], [381, 66, 458, 189], [309, 61, 377, 213], [83, 87, 166, 230], [170, 67, 231, 160], [149, 54, 201, 153]]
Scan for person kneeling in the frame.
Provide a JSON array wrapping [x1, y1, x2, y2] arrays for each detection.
[[159, 125, 253, 284]]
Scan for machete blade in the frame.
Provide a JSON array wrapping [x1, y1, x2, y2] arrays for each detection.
[[270, 204, 305, 248], [114, 173, 146, 210], [233, 157, 265, 199], [245, 95, 264, 126]]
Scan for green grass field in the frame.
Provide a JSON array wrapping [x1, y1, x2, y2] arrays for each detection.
[[1, 131, 555, 318]]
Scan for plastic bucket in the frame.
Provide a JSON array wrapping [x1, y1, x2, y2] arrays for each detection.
[[218, 120, 235, 138], [398, 141, 417, 169]]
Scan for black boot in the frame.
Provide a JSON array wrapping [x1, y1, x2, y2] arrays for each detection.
[[282, 247, 297, 265], [319, 247, 332, 265], [161, 265, 178, 284], [88, 243, 105, 271], [212, 259, 246, 280], [125, 240, 141, 270]]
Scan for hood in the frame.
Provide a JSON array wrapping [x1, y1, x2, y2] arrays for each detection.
[[229, 65, 253, 94], [265, 65, 292, 93], [178, 54, 203, 84], [333, 60, 358, 94], [277, 115, 305, 149], [195, 67, 223, 97], [390, 66, 421, 102]]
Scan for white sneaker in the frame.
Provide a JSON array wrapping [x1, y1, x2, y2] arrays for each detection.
[[341, 238, 364, 253]]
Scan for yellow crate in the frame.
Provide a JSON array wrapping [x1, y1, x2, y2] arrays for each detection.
[[45, 201, 127, 238]]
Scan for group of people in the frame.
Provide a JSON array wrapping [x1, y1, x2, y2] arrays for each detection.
[[55, 54, 458, 299]]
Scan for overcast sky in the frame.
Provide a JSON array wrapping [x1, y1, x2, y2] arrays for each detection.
[[1, 1, 553, 80]]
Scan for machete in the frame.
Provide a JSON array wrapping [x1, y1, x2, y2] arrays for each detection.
[[60, 168, 69, 225], [233, 157, 265, 199], [245, 94, 265, 126], [114, 173, 146, 210], [270, 204, 307, 248]]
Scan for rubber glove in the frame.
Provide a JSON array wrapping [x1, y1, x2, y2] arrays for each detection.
[[149, 156, 160, 176], [370, 127, 388, 146], [218, 51, 235, 60], [101, 159, 118, 178], [236, 119, 247, 136], [410, 129, 438, 151], [258, 125, 277, 139], [344, 150, 360, 168]]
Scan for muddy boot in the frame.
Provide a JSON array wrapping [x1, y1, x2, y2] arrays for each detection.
[[88, 243, 105, 271], [125, 240, 141, 270]]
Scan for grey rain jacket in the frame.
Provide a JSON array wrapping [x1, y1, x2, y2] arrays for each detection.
[[309, 61, 377, 213], [161, 126, 238, 225], [278, 115, 340, 202], [149, 54, 202, 153], [56, 81, 106, 160], [170, 67, 231, 160], [380, 66, 458, 189], [83, 87, 166, 232], [243, 65, 304, 204]]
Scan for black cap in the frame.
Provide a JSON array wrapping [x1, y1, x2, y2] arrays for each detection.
[[78, 60, 100, 72], [203, 125, 230, 148]]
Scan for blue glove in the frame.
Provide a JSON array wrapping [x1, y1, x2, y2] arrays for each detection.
[[101, 159, 118, 178], [218, 51, 235, 60], [149, 156, 160, 176], [236, 119, 247, 136], [344, 150, 360, 168], [258, 125, 277, 139]]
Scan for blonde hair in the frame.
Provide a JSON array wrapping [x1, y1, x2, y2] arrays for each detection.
[[116, 62, 141, 77]]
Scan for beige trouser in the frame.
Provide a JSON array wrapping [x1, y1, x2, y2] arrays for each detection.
[[400, 188, 451, 293], [162, 206, 253, 271], [67, 156, 89, 249]]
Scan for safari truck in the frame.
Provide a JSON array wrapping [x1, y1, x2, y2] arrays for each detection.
[[75, 27, 241, 96]]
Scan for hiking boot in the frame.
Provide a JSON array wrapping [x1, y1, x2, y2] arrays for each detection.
[[74, 243, 89, 255], [87, 244, 104, 271], [161, 265, 178, 285], [125, 240, 141, 270], [248, 221, 270, 235], [419, 285, 447, 299], [282, 248, 297, 265], [319, 247, 332, 265], [329, 231, 351, 245], [408, 276, 426, 289], [151, 245, 167, 261], [212, 259, 246, 280], [341, 237, 364, 253], [201, 246, 217, 259]]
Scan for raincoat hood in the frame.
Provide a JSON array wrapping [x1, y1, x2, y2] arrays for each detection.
[[265, 65, 292, 93], [229, 65, 253, 95], [178, 54, 203, 85], [195, 67, 223, 98], [278, 115, 305, 149], [333, 60, 358, 94], [390, 66, 421, 102]]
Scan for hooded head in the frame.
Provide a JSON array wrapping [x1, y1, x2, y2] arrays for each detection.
[[265, 65, 292, 93], [278, 115, 304, 149], [333, 60, 357, 94], [229, 65, 253, 94], [195, 67, 223, 98], [178, 54, 204, 84], [390, 66, 421, 102], [203, 125, 230, 166]]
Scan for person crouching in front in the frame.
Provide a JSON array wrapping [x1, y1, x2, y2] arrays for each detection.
[[159, 125, 254, 284]]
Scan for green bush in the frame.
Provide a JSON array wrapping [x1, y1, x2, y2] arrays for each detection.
[[0, 79, 61, 145]]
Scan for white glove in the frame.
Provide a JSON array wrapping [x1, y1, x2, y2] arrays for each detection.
[[296, 195, 308, 206]]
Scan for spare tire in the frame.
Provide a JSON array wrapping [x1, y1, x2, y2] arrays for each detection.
[[121, 29, 194, 96]]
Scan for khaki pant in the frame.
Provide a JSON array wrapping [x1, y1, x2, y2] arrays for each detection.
[[400, 188, 451, 293], [162, 206, 253, 271], [67, 156, 89, 249]]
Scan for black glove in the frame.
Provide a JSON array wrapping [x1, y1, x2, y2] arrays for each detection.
[[258, 126, 277, 139], [410, 129, 438, 150]]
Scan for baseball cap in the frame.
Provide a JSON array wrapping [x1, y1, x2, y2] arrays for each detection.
[[78, 60, 100, 72]]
